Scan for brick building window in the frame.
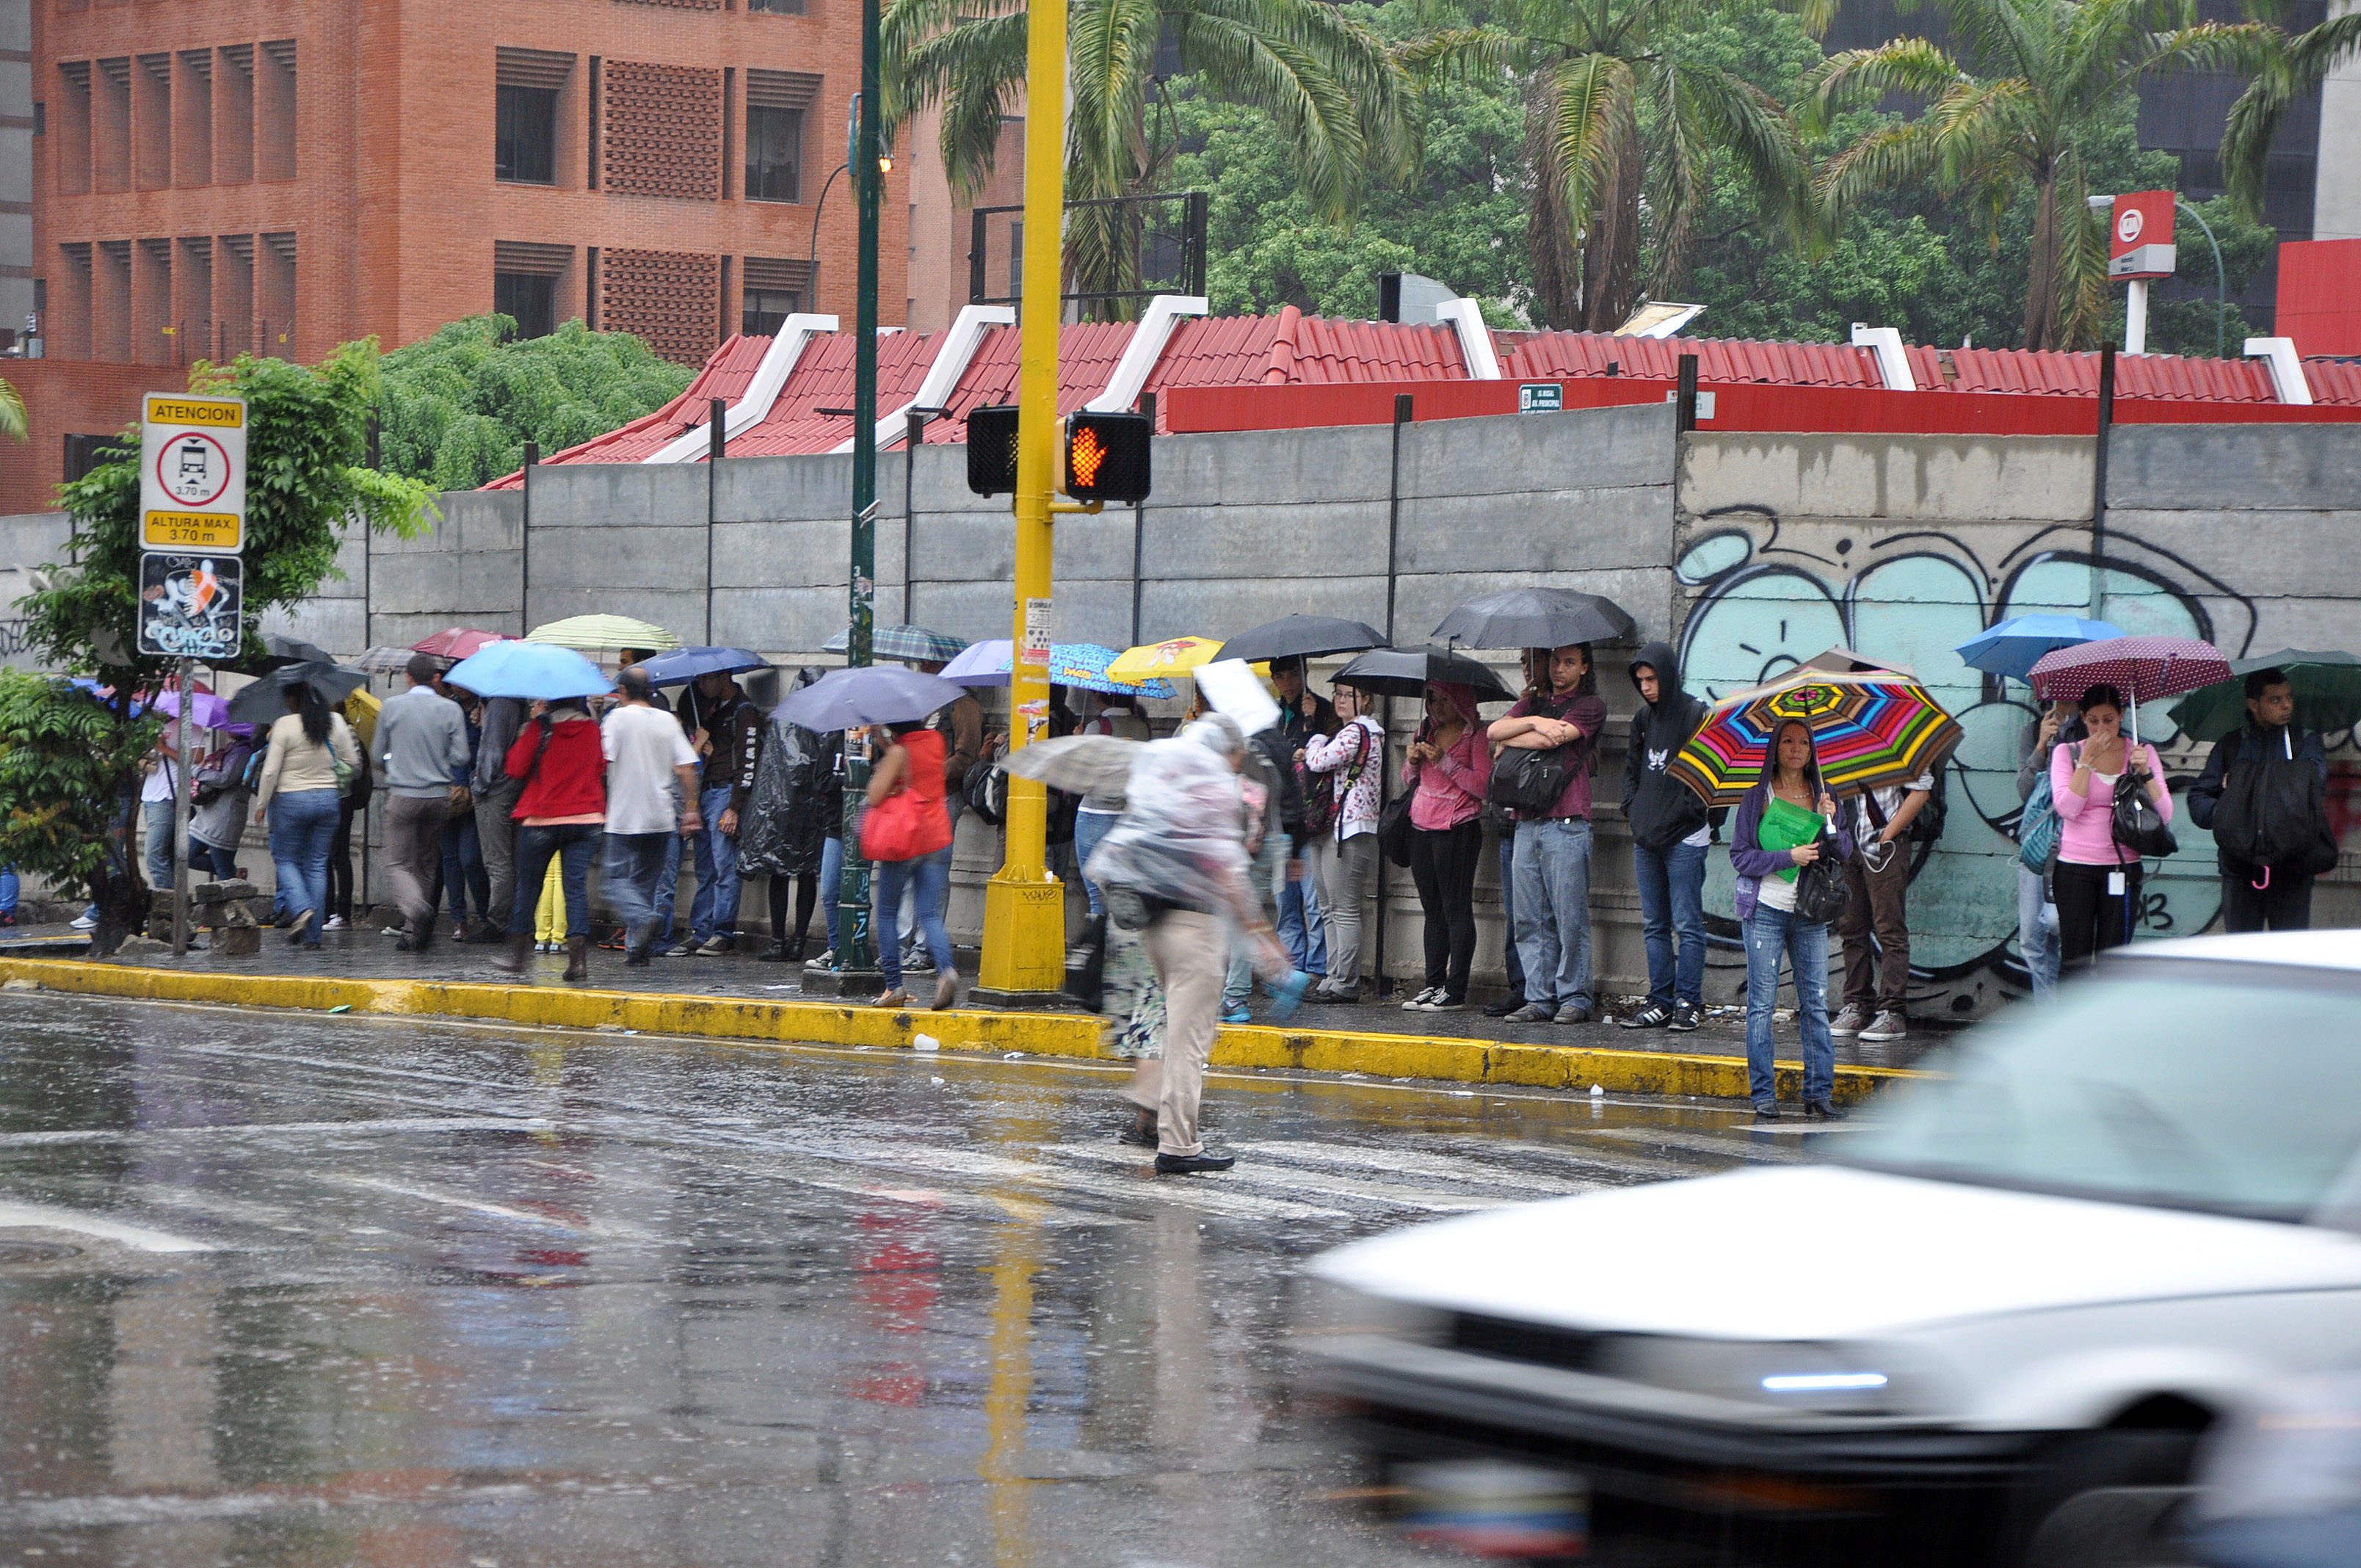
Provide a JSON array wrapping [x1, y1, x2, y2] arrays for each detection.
[[175, 51, 213, 186], [134, 54, 170, 189], [218, 233, 253, 358], [742, 256, 811, 335], [601, 60, 722, 201], [744, 70, 821, 203], [55, 62, 91, 196], [496, 86, 557, 183], [217, 45, 255, 184], [750, 0, 808, 14], [493, 242, 573, 339], [258, 40, 297, 181], [94, 57, 128, 192], [260, 231, 296, 356]]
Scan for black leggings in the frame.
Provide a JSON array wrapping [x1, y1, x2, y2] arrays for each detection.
[[328, 802, 359, 921], [1408, 820, 1483, 998], [2055, 859, 2143, 971], [767, 873, 821, 945]]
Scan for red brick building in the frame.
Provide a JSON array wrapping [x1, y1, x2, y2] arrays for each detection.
[[7, 0, 905, 512]]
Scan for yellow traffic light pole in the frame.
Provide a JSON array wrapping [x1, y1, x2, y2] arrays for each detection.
[[975, 0, 1071, 1001]]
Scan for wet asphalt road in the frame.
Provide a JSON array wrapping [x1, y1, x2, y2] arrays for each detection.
[[0, 992, 1828, 1567]]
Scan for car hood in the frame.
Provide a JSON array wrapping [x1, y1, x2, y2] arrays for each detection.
[[1311, 1165, 2361, 1341]]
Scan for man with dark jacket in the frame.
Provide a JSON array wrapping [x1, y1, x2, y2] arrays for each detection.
[[2188, 667, 2333, 932], [1618, 642, 1711, 1031], [681, 670, 764, 955], [1270, 658, 1335, 981]]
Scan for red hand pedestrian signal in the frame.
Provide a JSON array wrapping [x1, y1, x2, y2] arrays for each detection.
[[1059, 410, 1151, 505]]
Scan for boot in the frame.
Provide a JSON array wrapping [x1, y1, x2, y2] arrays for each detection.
[[410, 915, 435, 953], [784, 934, 806, 962], [563, 934, 590, 983], [756, 938, 791, 962], [625, 922, 655, 966], [495, 932, 532, 974]]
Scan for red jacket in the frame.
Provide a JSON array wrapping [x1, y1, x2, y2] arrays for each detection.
[[507, 713, 606, 819]]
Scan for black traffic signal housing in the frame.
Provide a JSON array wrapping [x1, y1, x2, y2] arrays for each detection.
[[965, 404, 1020, 496], [1059, 410, 1152, 505]]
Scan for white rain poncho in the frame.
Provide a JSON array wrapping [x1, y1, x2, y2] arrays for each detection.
[[1084, 733, 1263, 934]]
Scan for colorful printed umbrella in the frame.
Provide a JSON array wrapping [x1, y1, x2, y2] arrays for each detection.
[[2166, 650, 2361, 741], [1669, 668, 1965, 807], [938, 639, 1177, 698], [1106, 636, 1225, 683], [818, 624, 970, 663], [2028, 636, 2230, 708]]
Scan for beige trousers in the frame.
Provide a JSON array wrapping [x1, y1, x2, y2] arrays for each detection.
[[1145, 909, 1225, 1158]]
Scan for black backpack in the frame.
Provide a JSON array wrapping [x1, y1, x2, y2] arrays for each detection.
[[1486, 694, 1592, 817], [963, 741, 1008, 827], [2213, 738, 2339, 876]]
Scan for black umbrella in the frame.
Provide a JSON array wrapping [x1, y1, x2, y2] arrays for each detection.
[[1333, 646, 1517, 703], [242, 632, 339, 674], [225, 660, 369, 726], [1219, 614, 1388, 665], [1432, 587, 1634, 651]]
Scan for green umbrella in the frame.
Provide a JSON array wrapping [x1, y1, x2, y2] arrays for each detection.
[[2166, 650, 2361, 741]]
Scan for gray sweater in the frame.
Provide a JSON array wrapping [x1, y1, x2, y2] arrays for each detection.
[[376, 684, 471, 799]]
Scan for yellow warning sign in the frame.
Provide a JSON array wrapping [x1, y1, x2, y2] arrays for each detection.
[[144, 395, 244, 428], [142, 510, 246, 550]]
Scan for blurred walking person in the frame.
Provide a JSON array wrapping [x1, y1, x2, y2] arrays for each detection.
[[1619, 643, 1712, 1031], [187, 727, 255, 880], [2050, 685, 2172, 969], [1400, 682, 1490, 1012], [253, 685, 361, 951], [2014, 699, 2080, 999], [1301, 681, 1385, 1001], [471, 693, 527, 939], [603, 666, 705, 964], [1489, 644, 1609, 1025], [1269, 658, 1334, 982], [496, 697, 606, 983], [1729, 719, 1854, 1122]]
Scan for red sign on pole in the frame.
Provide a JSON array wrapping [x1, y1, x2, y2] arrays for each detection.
[[2108, 190, 2178, 280]]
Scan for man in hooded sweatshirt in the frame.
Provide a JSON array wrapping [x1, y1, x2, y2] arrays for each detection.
[[1618, 643, 1711, 1031]]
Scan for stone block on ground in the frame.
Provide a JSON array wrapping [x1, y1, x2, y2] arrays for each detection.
[[211, 926, 261, 957]]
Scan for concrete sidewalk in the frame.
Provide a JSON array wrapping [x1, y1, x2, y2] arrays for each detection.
[[0, 917, 1938, 1105]]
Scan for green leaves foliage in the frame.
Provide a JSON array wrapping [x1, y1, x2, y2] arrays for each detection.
[[378, 316, 694, 491], [0, 672, 158, 888]]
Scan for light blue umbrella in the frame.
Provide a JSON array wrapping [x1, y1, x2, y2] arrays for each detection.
[[1954, 616, 2124, 680], [444, 641, 613, 701], [937, 639, 1177, 699]]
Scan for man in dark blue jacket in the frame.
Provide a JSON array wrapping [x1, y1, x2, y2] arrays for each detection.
[[2188, 668, 2332, 932], [1618, 642, 1711, 1031]]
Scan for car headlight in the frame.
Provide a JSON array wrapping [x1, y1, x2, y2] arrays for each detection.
[[1595, 1336, 1933, 1416]]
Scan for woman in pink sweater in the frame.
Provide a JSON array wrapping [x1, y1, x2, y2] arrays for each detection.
[[2049, 683, 2173, 970], [1399, 681, 1493, 1011]]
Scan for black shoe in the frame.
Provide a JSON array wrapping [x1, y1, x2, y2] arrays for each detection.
[[410, 919, 435, 953], [1804, 1099, 1849, 1122], [394, 933, 417, 952], [756, 940, 791, 962], [1619, 1002, 1672, 1029], [1117, 1122, 1158, 1149], [1668, 1001, 1703, 1032], [1753, 1103, 1782, 1122], [1155, 1151, 1236, 1175], [1482, 995, 1526, 1018]]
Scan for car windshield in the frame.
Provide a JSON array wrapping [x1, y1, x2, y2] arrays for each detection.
[[1843, 964, 2361, 1222]]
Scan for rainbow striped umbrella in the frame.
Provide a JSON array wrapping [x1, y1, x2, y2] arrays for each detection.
[[1669, 669, 1964, 807]]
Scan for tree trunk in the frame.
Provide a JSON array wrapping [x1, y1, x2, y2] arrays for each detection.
[[2023, 163, 2061, 352], [1578, 122, 1644, 333]]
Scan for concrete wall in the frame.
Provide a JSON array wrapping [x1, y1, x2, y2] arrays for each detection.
[[8, 407, 2359, 1015]]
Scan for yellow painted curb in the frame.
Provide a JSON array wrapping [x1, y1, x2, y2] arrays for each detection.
[[0, 957, 1921, 1106]]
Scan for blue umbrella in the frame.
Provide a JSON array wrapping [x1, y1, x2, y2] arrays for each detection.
[[775, 666, 967, 732], [937, 639, 1177, 699], [1954, 616, 2125, 680], [631, 646, 773, 687], [444, 642, 613, 701]]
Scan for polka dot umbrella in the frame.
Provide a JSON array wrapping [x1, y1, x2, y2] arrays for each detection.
[[2028, 635, 2231, 742], [1669, 668, 1965, 807]]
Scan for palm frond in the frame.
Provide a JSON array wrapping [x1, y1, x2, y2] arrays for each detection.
[[0, 375, 23, 444], [1804, 38, 1964, 129], [1548, 51, 1636, 247], [1813, 116, 1943, 216]]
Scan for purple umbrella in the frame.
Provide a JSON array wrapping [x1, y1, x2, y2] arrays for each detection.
[[149, 688, 235, 730]]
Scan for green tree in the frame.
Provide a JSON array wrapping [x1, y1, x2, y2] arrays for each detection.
[[8, 341, 435, 950], [2222, 8, 2360, 222], [0, 672, 157, 911], [377, 315, 694, 491], [0, 374, 24, 443], [1805, 0, 2276, 349], [885, 0, 1418, 312]]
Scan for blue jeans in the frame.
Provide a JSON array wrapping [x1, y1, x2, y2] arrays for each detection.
[[689, 783, 743, 943], [441, 811, 489, 923], [655, 832, 683, 943], [604, 831, 675, 941], [819, 834, 844, 953], [1276, 846, 1327, 977], [1511, 819, 1593, 1012], [1073, 807, 1120, 918], [513, 823, 597, 937], [267, 788, 341, 943], [1497, 828, 1524, 998], [876, 847, 952, 990], [142, 796, 177, 891], [1744, 905, 1835, 1106], [1633, 838, 1708, 1009], [1224, 834, 1288, 1012], [188, 837, 239, 879], [2018, 863, 2061, 1001]]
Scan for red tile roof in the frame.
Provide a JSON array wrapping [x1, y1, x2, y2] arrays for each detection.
[[487, 312, 2357, 484]]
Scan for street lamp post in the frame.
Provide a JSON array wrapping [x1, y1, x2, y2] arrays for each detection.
[[836, 65, 891, 970]]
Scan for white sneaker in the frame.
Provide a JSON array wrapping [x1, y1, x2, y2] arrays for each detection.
[[1401, 986, 1441, 1012], [69, 912, 97, 932], [1829, 1003, 1870, 1038], [1859, 1010, 1910, 1043], [322, 914, 346, 931]]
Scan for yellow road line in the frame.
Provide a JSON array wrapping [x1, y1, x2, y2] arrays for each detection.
[[0, 958, 1919, 1105]]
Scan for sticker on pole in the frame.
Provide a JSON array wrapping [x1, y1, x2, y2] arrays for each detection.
[[137, 553, 242, 661], [139, 393, 247, 553], [1020, 597, 1053, 667]]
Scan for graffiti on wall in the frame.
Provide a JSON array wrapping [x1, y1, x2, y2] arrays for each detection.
[[1675, 504, 2273, 1016]]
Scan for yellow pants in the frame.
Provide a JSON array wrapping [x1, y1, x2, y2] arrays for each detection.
[[534, 858, 565, 944]]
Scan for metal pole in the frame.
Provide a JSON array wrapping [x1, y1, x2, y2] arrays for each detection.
[[1675, 355, 1699, 434], [520, 439, 537, 636], [904, 408, 925, 625], [835, 15, 885, 975], [1371, 392, 1412, 1000], [976, 0, 1071, 998], [2090, 346, 2115, 623], [1129, 392, 1153, 647], [2175, 198, 2227, 358], [2125, 279, 2149, 356], [707, 396, 725, 645], [170, 658, 195, 957]]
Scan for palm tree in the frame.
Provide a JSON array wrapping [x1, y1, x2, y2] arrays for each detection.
[[1407, 0, 1808, 331], [2221, 8, 2358, 222], [0, 374, 24, 443], [1806, 0, 2275, 350], [886, 0, 1418, 315]]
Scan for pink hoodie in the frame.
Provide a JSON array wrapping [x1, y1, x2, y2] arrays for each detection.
[[1401, 683, 1492, 831]]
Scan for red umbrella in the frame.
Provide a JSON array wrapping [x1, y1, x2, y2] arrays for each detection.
[[411, 627, 513, 660]]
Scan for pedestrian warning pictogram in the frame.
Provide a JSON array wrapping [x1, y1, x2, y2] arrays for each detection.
[[1058, 410, 1150, 506]]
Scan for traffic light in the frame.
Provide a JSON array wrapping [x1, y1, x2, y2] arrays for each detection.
[[965, 404, 1020, 496], [1059, 410, 1152, 505]]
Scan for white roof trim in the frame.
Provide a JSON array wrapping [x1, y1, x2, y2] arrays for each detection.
[[643, 313, 839, 463], [2244, 336, 2315, 405], [833, 304, 1015, 455], [1084, 294, 1208, 412], [1849, 324, 1917, 392], [1437, 297, 1501, 381]]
